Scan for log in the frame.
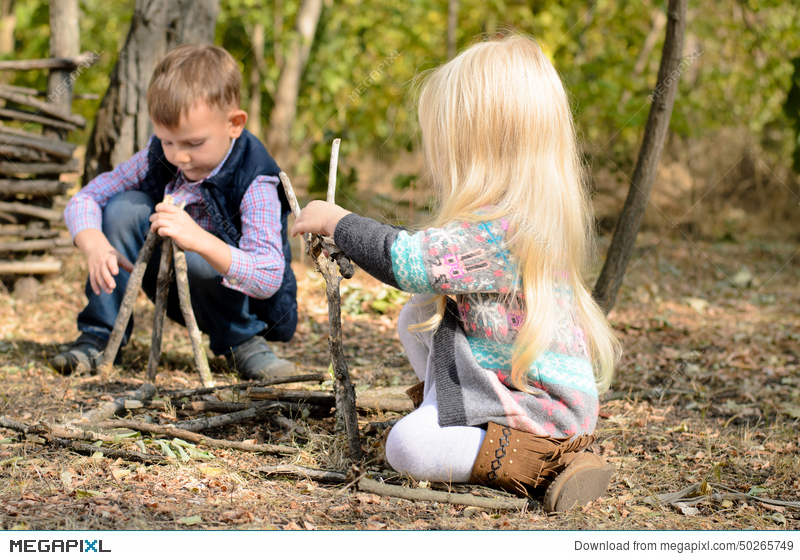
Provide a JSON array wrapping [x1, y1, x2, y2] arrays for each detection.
[[0, 51, 97, 71], [172, 242, 214, 388], [0, 179, 69, 197], [247, 387, 335, 406], [0, 237, 71, 252], [592, 0, 688, 313], [0, 201, 63, 222], [147, 238, 173, 381], [0, 144, 49, 161], [92, 419, 298, 455], [0, 130, 76, 160], [0, 226, 60, 239], [0, 87, 86, 127], [356, 396, 413, 413], [0, 84, 97, 100], [0, 259, 61, 275], [98, 231, 160, 371], [77, 383, 158, 424], [0, 159, 80, 175], [0, 107, 77, 131], [163, 373, 327, 399], [54, 438, 169, 464]]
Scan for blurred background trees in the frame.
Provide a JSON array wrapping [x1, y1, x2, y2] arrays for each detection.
[[3, 0, 799, 238]]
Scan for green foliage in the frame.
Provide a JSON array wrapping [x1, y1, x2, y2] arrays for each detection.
[[4, 0, 798, 183], [784, 57, 800, 173]]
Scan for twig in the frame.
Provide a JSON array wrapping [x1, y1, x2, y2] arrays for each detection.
[[77, 383, 157, 424], [172, 242, 214, 388], [350, 467, 529, 510], [162, 373, 326, 399], [247, 387, 334, 405], [327, 138, 341, 203], [364, 419, 399, 435], [99, 232, 160, 372], [93, 419, 297, 455], [170, 401, 311, 432], [258, 464, 346, 484], [50, 438, 169, 464], [147, 238, 173, 381]]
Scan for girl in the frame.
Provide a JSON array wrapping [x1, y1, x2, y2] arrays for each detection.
[[292, 34, 621, 512]]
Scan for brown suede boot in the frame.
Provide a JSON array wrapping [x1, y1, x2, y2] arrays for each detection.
[[405, 381, 425, 409], [470, 422, 613, 512]]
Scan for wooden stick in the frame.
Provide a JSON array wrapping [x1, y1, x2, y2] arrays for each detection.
[[258, 465, 346, 484], [0, 226, 60, 239], [326, 138, 341, 203], [0, 107, 77, 131], [162, 373, 326, 399], [0, 201, 63, 222], [0, 179, 70, 197], [353, 470, 529, 510], [0, 87, 86, 127], [51, 438, 170, 464], [172, 242, 214, 388], [0, 159, 80, 175], [0, 52, 97, 71], [77, 383, 158, 424], [0, 237, 71, 252], [266, 412, 307, 436], [247, 387, 335, 405], [146, 238, 173, 381], [171, 401, 296, 432], [98, 231, 160, 372], [92, 419, 298, 455], [0, 84, 98, 100], [0, 259, 61, 275], [278, 171, 302, 218]]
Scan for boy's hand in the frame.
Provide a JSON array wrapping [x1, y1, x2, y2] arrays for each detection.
[[149, 203, 206, 252], [74, 229, 134, 295], [291, 200, 350, 238]]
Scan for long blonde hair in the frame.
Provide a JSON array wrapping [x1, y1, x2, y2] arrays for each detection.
[[411, 34, 620, 394]]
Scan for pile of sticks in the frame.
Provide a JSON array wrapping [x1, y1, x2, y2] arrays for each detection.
[[0, 53, 98, 277]]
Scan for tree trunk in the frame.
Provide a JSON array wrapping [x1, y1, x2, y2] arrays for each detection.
[[247, 22, 265, 139], [44, 0, 79, 144], [82, 0, 219, 184], [264, 0, 323, 164], [447, 0, 458, 60], [592, 0, 688, 314], [0, 0, 16, 58]]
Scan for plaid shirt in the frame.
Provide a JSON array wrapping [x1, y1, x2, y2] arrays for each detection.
[[65, 136, 285, 299]]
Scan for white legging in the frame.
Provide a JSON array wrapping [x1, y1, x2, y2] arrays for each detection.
[[384, 298, 486, 483]]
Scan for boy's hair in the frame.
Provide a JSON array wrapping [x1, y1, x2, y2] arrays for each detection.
[[147, 44, 241, 128], [411, 33, 621, 394]]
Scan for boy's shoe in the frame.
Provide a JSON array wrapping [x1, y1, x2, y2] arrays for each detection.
[[470, 422, 614, 513], [226, 335, 296, 381], [51, 333, 115, 375]]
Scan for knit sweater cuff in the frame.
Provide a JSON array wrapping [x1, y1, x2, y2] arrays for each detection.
[[333, 213, 402, 289]]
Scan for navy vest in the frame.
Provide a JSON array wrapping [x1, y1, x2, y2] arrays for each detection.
[[140, 129, 297, 342]]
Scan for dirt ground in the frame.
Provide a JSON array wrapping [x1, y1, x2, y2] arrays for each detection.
[[0, 229, 798, 531]]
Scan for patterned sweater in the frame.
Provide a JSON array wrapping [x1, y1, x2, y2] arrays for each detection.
[[334, 214, 599, 437]]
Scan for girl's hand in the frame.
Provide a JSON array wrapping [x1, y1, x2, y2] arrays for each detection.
[[149, 203, 205, 251], [291, 200, 351, 238]]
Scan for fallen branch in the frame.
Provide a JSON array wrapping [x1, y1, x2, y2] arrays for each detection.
[[93, 419, 297, 455], [0, 201, 63, 222], [349, 467, 529, 511], [0, 259, 62, 275], [162, 373, 326, 399], [170, 401, 309, 432], [258, 464, 346, 484], [645, 482, 800, 510], [247, 387, 335, 405], [0, 179, 70, 197], [51, 438, 170, 464], [0, 107, 77, 131], [266, 412, 307, 436], [0, 87, 86, 127], [77, 383, 158, 424]]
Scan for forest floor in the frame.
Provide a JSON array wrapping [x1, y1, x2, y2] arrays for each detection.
[[0, 230, 798, 531]]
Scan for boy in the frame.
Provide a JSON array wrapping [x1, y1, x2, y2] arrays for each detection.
[[54, 44, 297, 380]]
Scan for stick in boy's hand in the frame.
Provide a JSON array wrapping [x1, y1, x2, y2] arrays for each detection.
[[149, 194, 198, 250]]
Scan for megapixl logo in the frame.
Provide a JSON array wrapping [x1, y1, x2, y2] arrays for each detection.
[[9, 539, 111, 553]]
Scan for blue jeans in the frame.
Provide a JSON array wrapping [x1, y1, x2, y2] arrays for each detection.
[[77, 190, 266, 355]]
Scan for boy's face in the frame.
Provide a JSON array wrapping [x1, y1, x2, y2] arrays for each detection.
[[152, 101, 248, 182]]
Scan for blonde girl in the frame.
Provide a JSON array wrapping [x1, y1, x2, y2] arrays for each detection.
[[292, 34, 621, 512]]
